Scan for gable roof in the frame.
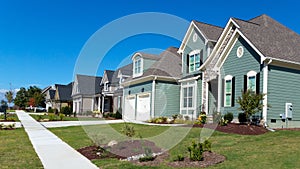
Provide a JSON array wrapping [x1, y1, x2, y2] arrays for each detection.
[[133, 52, 159, 60], [111, 63, 133, 84], [124, 47, 182, 84], [178, 20, 224, 53], [55, 82, 73, 101], [76, 74, 102, 95], [192, 20, 224, 42], [232, 14, 300, 63], [49, 89, 56, 100]]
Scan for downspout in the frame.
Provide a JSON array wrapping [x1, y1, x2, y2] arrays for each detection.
[[262, 59, 272, 127], [151, 76, 157, 118]]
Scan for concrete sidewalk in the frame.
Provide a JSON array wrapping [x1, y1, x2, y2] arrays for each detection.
[[16, 110, 98, 169]]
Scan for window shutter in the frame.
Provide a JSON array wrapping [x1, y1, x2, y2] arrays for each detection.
[[243, 75, 247, 93], [186, 54, 189, 73], [200, 50, 204, 65], [221, 79, 225, 107], [256, 73, 260, 94], [231, 77, 235, 107]]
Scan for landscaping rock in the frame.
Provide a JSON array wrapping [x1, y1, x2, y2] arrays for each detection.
[[107, 140, 118, 147]]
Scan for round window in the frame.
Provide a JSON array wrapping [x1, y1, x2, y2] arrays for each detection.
[[193, 33, 198, 42], [237, 46, 244, 58]]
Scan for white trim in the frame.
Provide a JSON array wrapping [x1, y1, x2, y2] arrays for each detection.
[[188, 50, 201, 73], [236, 46, 244, 58], [122, 75, 179, 87], [247, 70, 257, 92], [151, 77, 156, 118], [262, 63, 269, 125], [132, 54, 143, 78], [201, 80, 205, 112], [205, 81, 209, 114], [217, 74, 221, 112], [194, 79, 198, 119], [180, 81, 197, 116], [217, 35, 239, 68], [189, 49, 200, 56], [224, 75, 233, 107], [178, 75, 201, 82]]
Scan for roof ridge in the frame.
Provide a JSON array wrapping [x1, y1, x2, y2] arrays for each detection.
[[192, 20, 223, 29], [232, 17, 260, 26], [77, 74, 102, 78]]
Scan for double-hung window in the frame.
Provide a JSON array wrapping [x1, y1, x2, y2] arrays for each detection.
[[247, 71, 257, 92], [183, 86, 194, 108], [224, 75, 233, 107], [133, 56, 142, 77], [189, 50, 201, 73]]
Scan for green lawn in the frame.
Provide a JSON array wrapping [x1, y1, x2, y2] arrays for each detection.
[[30, 114, 79, 121], [50, 123, 300, 169], [0, 129, 43, 168]]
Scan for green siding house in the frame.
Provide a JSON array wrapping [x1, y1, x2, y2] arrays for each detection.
[[201, 14, 300, 128], [122, 47, 181, 121], [177, 20, 223, 119]]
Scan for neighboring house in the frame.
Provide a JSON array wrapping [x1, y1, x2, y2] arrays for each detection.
[[72, 74, 102, 114], [42, 86, 56, 112], [54, 82, 73, 112], [199, 14, 300, 128], [100, 64, 132, 114], [122, 47, 181, 121], [177, 20, 223, 119]]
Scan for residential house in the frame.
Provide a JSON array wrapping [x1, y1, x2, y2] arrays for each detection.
[[122, 47, 181, 121], [54, 82, 73, 112], [199, 14, 300, 128], [72, 74, 102, 114], [42, 86, 56, 112], [100, 64, 132, 114], [177, 20, 223, 119]]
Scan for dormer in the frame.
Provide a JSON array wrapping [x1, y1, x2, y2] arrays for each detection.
[[132, 52, 158, 78], [178, 20, 223, 76], [101, 70, 115, 92]]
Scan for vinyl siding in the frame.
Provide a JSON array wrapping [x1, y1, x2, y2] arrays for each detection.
[[220, 37, 263, 117], [182, 28, 208, 76], [267, 65, 300, 128], [155, 81, 180, 117]]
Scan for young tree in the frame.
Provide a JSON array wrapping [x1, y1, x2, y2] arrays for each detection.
[[27, 86, 45, 107], [5, 90, 14, 110], [237, 90, 265, 125], [14, 87, 28, 109]]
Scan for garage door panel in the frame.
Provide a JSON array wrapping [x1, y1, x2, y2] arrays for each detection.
[[136, 93, 151, 121], [124, 95, 135, 120]]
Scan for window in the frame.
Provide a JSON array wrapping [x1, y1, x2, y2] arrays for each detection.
[[183, 86, 194, 108], [246, 71, 257, 92], [189, 53, 201, 72], [133, 55, 142, 77], [224, 75, 233, 107], [104, 82, 109, 91]]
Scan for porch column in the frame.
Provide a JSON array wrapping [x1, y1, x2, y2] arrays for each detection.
[[98, 96, 101, 111], [101, 95, 105, 113], [262, 63, 269, 126], [217, 74, 221, 112]]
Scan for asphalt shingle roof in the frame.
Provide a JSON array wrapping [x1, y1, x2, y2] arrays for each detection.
[[55, 82, 73, 101], [76, 74, 102, 95], [233, 14, 300, 63], [192, 20, 224, 42]]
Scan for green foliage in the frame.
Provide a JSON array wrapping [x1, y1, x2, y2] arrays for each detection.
[[48, 113, 56, 121], [14, 87, 27, 109], [187, 139, 212, 161], [224, 112, 234, 123], [172, 114, 178, 121], [48, 107, 54, 113], [174, 154, 184, 161], [238, 113, 247, 124], [59, 113, 65, 121], [148, 116, 168, 124], [237, 90, 265, 123], [61, 106, 72, 116], [196, 112, 207, 124], [5, 90, 14, 107], [138, 155, 155, 162], [115, 108, 122, 119], [121, 123, 135, 138]]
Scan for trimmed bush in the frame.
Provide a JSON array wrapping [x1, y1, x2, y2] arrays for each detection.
[[224, 112, 234, 123], [238, 113, 247, 123]]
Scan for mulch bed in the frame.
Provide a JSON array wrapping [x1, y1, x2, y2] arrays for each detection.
[[78, 140, 226, 168], [188, 123, 268, 135]]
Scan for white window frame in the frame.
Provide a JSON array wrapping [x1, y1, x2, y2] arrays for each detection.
[[189, 50, 201, 73], [247, 71, 257, 92], [180, 81, 196, 115], [133, 55, 143, 77], [104, 82, 109, 91], [224, 75, 233, 107]]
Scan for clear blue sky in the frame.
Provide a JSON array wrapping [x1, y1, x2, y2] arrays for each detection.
[[0, 0, 299, 92]]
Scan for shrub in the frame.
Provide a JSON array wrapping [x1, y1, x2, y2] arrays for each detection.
[[197, 112, 207, 124], [121, 123, 135, 138], [174, 154, 184, 161], [184, 115, 190, 121], [219, 118, 228, 126], [187, 140, 204, 161], [59, 113, 65, 121], [224, 112, 234, 123], [172, 114, 179, 121], [48, 113, 56, 121], [115, 109, 122, 119], [139, 156, 155, 162], [61, 107, 72, 116], [203, 140, 212, 152], [48, 107, 54, 113], [238, 113, 247, 124]]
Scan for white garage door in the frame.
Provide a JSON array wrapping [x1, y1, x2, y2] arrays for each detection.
[[124, 95, 136, 121], [136, 93, 151, 121]]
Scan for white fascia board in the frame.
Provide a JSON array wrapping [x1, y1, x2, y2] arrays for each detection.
[[178, 75, 201, 83]]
